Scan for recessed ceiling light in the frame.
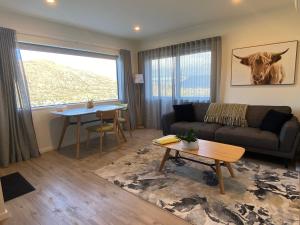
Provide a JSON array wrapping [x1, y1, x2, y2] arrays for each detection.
[[46, 0, 56, 5], [232, 0, 242, 5], [133, 26, 141, 32]]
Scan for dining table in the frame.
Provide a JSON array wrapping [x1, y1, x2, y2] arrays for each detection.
[[51, 104, 126, 158]]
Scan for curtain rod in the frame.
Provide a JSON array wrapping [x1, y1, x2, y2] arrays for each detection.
[[16, 32, 120, 53]]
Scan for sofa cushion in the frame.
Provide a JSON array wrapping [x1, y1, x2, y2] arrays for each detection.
[[173, 103, 195, 122], [246, 105, 291, 128], [193, 103, 210, 122], [215, 126, 279, 151], [260, 110, 293, 134], [170, 122, 222, 141]]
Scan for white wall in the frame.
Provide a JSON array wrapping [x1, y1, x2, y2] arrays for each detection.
[[0, 9, 138, 153], [139, 7, 300, 118], [1, 7, 300, 153]]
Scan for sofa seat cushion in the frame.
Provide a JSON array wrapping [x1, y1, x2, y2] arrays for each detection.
[[170, 122, 222, 140], [215, 126, 279, 151]]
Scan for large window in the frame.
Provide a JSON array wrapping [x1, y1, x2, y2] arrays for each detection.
[[151, 56, 174, 97], [20, 44, 118, 107], [151, 51, 211, 101]]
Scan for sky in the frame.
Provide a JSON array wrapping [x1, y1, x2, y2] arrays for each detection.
[[20, 50, 117, 80]]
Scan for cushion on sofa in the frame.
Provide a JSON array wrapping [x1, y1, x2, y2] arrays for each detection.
[[260, 110, 293, 134], [173, 104, 195, 122], [215, 126, 279, 151], [193, 103, 210, 122], [246, 105, 291, 128], [170, 122, 222, 141]]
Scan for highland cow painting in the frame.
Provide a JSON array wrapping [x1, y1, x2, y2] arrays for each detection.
[[231, 41, 298, 86]]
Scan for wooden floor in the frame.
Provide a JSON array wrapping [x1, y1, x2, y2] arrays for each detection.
[[1, 129, 299, 225], [0, 129, 189, 225]]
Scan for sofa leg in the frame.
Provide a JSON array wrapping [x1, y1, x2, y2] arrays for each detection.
[[284, 159, 290, 169]]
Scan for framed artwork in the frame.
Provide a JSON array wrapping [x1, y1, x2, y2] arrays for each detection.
[[231, 41, 298, 86]]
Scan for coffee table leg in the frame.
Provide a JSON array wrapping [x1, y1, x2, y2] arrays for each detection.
[[215, 160, 225, 194], [159, 148, 171, 172], [175, 150, 179, 158], [225, 162, 235, 177]]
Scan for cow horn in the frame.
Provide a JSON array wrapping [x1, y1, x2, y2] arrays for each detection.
[[272, 48, 289, 57], [233, 54, 247, 60]]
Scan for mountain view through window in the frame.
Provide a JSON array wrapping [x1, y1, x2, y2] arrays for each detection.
[[20, 49, 118, 107]]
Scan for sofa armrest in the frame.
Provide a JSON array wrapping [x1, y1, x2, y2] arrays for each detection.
[[161, 112, 176, 135], [279, 117, 299, 153]]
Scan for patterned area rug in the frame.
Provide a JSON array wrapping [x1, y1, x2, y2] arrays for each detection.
[[95, 145, 300, 225]]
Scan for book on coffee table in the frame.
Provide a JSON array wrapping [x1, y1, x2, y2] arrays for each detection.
[[153, 135, 180, 145]]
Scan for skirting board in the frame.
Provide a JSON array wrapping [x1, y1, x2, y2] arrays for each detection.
[[39, 134, 100, 153]]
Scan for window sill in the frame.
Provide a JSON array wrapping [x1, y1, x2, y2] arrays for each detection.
[[31, 99, 120, 111]]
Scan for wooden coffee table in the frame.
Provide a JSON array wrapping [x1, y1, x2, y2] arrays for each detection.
[[154, 138, 245, 194]]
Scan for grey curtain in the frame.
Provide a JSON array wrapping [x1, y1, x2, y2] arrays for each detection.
[[0, 27, 39, 167], [138, 36, 222, 129], [117, 49, 137, 128]]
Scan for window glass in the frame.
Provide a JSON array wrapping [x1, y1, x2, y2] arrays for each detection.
[[180, 51, 211, 101], [151, 57, 174, 97], [20, 49, 118, 107], [150, 51, 211, 101]]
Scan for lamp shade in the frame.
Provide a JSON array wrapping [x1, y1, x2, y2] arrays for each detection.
[[134, 74, 144, 84]]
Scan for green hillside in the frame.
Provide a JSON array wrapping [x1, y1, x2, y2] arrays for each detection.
[[23, 60, 118, 107]]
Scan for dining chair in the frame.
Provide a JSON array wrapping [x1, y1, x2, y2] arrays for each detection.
[[117, 104, 133, 137], [86, 109, 126, 153]]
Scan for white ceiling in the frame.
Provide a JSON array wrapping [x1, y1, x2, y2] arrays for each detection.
[[0, 0, 292, 40]]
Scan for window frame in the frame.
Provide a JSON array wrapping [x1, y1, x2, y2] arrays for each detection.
[[19, 43, 119, 109]]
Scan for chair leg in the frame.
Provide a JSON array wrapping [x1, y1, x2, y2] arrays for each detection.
[[126, 120, 132, 137], [117, 124, 120, 134], [118, 121, 127, 142], [126, 112, 133, 137], [114, 129, 121, 145], [99, 132, 103, 154], [86, 131, 90, 148]]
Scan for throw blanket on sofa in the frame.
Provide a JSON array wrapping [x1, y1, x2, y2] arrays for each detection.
[[204, 103, 248, 127]]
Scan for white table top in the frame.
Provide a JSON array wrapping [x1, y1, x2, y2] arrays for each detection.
[[51, 104, 125, 117]]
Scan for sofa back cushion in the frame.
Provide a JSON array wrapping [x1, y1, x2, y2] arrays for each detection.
[[246, 105, 292, 128], [260, 109, 293, 134], [173, 103, 196, 122], [193, 103, 210, 122], [192, 103, 292, 127]]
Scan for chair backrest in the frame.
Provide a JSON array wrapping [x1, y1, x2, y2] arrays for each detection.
[[119, 103, 128, 111], [96, 110, 118, 125]]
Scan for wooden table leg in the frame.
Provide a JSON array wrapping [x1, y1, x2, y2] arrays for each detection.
[[174, 150, 179, 158], [215, 160, 225, 194], [76, 116, 81, 159], [159, 148, 171, 172], [225, 162, 235, 177], [57, 117, 69, 151]]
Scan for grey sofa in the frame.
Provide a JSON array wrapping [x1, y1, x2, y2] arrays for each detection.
[[162, 103, 300, 165]]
